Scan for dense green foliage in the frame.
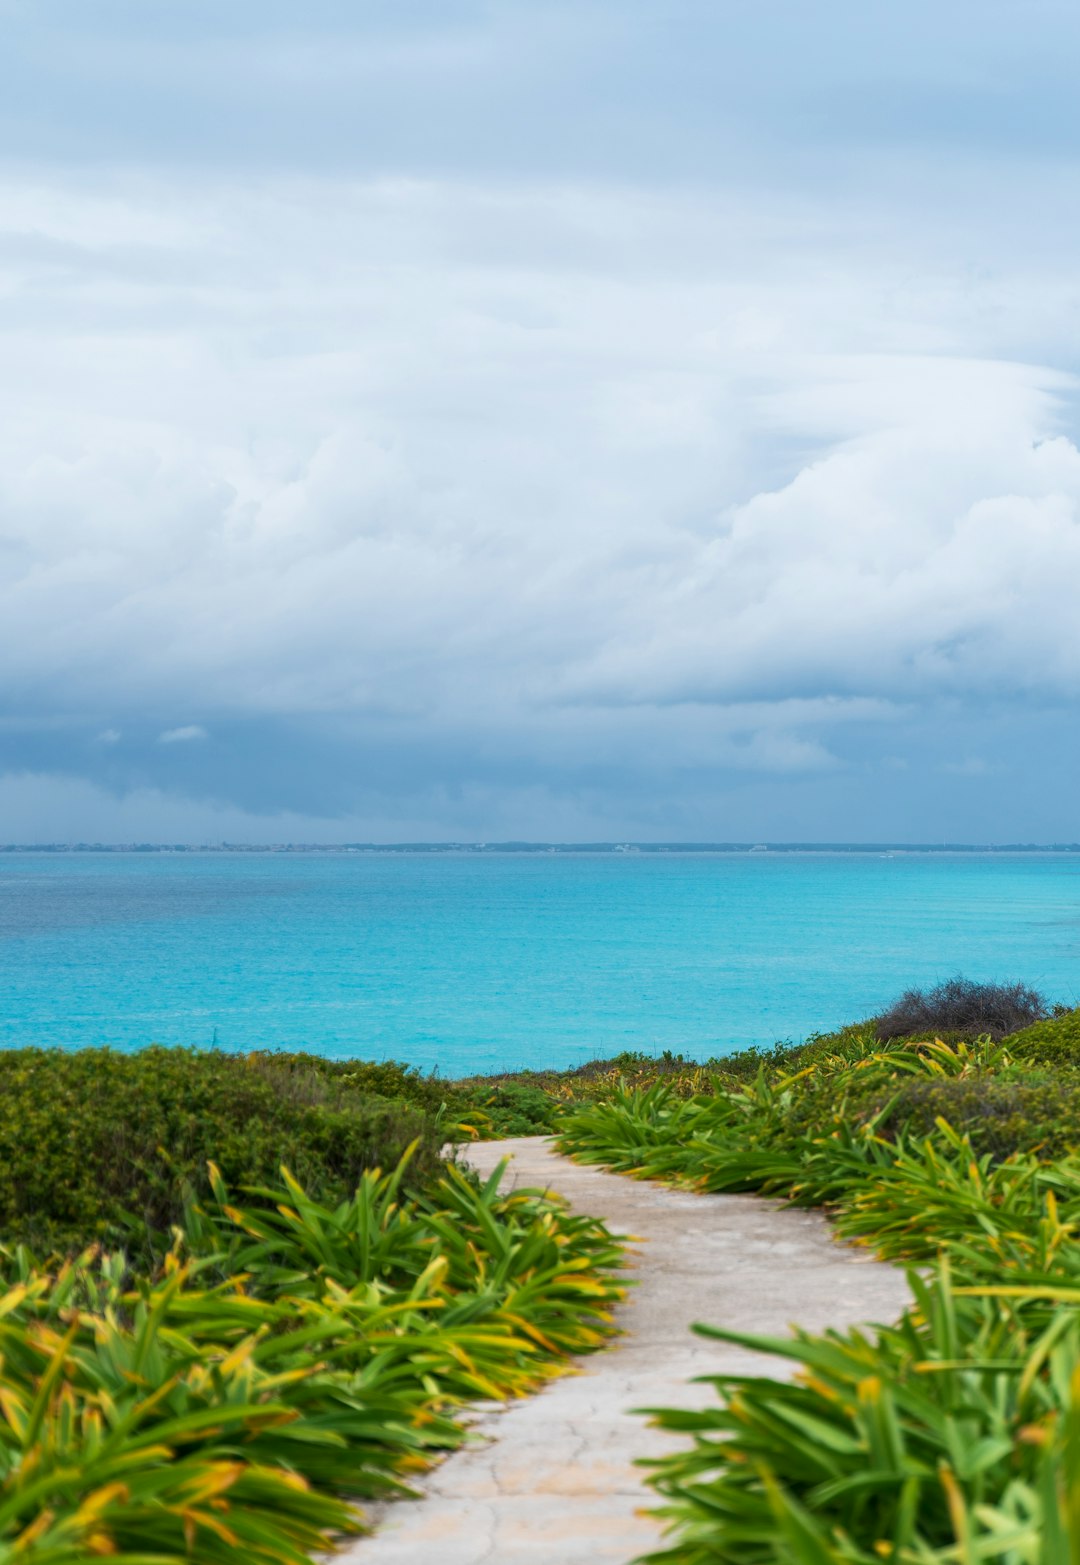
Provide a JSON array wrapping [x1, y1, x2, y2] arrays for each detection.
[[9, 997, 1080, 1559], [0, 1047, 444, 1252], [0, 1154, 625, 1562], [0, 1041, 620, 1260], [640, 1267, 1080, 1565], [867, 1072, 1080, 1159], [459, 1046, 794, 1118], [555, 1023, 1080, 1563], [0, 1047, 627, 1562], [247, 1051, 565, 1137], [1008, 1007, 1080, 1067]]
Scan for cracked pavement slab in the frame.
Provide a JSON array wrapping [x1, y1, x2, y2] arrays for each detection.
[[334, 1136, 910, 1564]]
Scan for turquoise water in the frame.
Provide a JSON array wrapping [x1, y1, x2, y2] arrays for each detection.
[[1, 851, 1079, 1074]]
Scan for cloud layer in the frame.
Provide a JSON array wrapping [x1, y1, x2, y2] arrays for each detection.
[[2, 3, 1079, 840]]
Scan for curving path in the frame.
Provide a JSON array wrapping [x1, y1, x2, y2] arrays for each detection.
[[337, 1136, 910, 1565]]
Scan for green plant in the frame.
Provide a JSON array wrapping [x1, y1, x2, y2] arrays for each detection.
[[552, 1029, 1080, 1562], [639, 1264, 1080, 1564], [865, 1074, 1080, 1161], [0, 1151, 627, 1561], [0, 1269, 361, 1564], [0, 1047, 442, 1254], [1008, 1010, 1080, 1069]]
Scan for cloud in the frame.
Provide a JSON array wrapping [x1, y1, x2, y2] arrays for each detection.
[[0, 770, 343, 844], [0, 126, 1079, 834], [96, 728, 121, 743], [0, 767, 721, 845], [159, 726, 209, 744]]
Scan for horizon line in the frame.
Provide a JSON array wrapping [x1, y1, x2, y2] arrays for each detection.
[[2, 840, 1080, 854]]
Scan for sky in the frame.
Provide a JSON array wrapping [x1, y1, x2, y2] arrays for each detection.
[[2, 0, 1080, 844]]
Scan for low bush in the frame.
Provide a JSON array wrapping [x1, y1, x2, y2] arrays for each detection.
[[476, 1082, 563, 1135], [874, 975, 1048, 1041], [0, 1046, 442, 1253], [256, 1051, 464, 1115], [1007, 1006, 1080, 1066], [866, 1072, 1080, 1159]]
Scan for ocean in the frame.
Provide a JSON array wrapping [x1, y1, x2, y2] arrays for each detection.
[[1, 850, 1078, 1074]]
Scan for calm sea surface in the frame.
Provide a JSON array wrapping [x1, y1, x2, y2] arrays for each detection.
[[1, 851, 1079, 1074]]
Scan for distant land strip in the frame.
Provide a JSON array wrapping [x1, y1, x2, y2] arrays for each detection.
[[2, 843, 1080, 855]]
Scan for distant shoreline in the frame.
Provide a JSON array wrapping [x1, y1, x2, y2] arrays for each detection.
[[2, 842, 1079, 856]]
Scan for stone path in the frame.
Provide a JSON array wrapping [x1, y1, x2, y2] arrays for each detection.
[[336, 1136, 909, 1565]]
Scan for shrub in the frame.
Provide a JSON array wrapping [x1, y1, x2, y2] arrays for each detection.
[[867, 1073, 1080, 1160], [266, 1054, 565, 1135], [1006, 1007, 1080, 1066], [707, 1042, 800, 1080], [874, 976, 1048, 1041], [479, 1083, 563, 1135], [456, 1052, 739, 1112], [0, 1046, 442, 1253], [256, 1051, 462, 1115]]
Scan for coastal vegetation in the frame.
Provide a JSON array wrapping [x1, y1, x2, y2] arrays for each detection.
[[0, 1047, 442, 1255], [872, 974, 1050, 1042], [5, 980, 1080, 1560], [555, 989, 1080, 1563], [0, 1048, 625, 1561]]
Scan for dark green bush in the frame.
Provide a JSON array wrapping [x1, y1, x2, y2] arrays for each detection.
[[262, 1054, 563, 1135], [1006, 1007, 1080, 1066], [0, 1047, 441, 1252], [478, 1083, 562, 1136], [257, 1052, 462, 1115], [868, 1073, 1080, 1159]]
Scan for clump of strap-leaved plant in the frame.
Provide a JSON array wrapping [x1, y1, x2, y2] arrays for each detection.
[[0, 1142, 625, 1563], [555, 999, 1080, 1564]]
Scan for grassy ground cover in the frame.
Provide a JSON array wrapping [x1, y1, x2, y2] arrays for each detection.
[[0, 1048, 626, 1562], [553, 999, 1080, 1564]]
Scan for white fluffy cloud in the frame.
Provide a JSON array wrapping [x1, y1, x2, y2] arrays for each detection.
[[0, 167, 1079, 830]]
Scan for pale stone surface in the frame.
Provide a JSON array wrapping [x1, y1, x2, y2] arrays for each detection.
[[335, 1137, 910, 1565]]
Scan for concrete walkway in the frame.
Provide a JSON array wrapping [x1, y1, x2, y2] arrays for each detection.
[[338, 1136, 910, 1565]]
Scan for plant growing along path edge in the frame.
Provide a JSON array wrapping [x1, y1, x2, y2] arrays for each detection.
[[337, 1136, 910, 1565]]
